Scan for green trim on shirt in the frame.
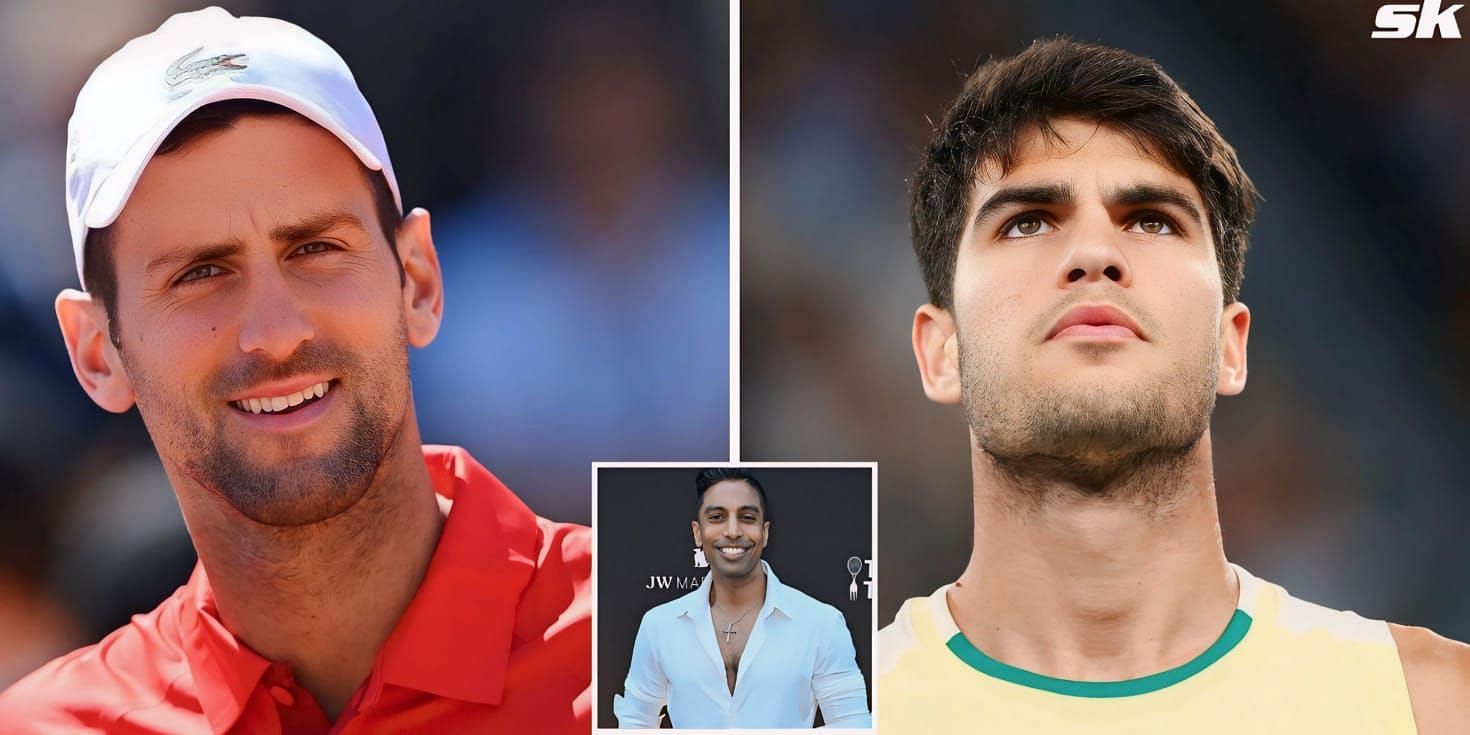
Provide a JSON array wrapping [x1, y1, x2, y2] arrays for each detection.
[[944, 609, 1253, 698]]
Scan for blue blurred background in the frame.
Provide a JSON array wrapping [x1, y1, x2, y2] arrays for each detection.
[[741, 0, 1470, 640], [0, 0, 727, 685]]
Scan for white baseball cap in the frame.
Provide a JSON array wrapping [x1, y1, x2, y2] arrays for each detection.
[[64, 6, 402, 286]]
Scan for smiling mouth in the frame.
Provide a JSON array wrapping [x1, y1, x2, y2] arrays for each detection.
[[231, 380, 334, 415], [717, 546, 750, 560]]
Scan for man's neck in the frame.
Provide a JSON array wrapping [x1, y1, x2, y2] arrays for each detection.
[[180, 429, 445, 719], [710, 564, 768, 615], [949, 430, 1237, 682]]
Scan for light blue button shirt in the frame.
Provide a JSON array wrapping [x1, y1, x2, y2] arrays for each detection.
[[614, 561, 872, 728]]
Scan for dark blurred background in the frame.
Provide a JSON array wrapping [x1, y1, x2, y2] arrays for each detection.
[[0, 0, 727, 686], [742, 0, 1470, 640]]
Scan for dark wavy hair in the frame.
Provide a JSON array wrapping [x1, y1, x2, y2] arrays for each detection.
[[910, 37, 1258, 309], [694, 468, 770, 520]]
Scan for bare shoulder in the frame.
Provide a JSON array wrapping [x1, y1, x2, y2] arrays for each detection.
[[1390, 623, 1470, 734]]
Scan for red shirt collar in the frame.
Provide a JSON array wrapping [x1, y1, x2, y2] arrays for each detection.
[[178, 445, 540, 733]]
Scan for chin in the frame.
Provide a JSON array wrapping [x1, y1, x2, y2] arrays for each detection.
[[219, 466, 373, 526], [711, 559, 754, 578], [187, 434, 388, 526], [733, 559, 763, 577], [1048, 375, 1156, 408]]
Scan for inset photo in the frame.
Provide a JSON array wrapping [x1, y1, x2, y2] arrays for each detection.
[[594, 464, 875, 731]]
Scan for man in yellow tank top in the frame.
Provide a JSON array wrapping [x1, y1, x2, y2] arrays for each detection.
[[882, 38, 1470, 733]]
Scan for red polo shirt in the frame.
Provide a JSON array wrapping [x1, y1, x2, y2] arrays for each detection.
[[0, 446, 590, 734]]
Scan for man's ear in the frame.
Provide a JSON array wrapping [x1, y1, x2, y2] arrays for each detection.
[[55, 289, 134, 413], [913, 304, 961, 404], [761, 520, 771, 549], [691, 520, 703, 548], [1217, 301, 1250, 396], [396, 207, 445, 348]]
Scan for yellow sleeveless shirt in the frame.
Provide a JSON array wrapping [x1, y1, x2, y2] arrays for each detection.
[[877, 565, 1417, 733]]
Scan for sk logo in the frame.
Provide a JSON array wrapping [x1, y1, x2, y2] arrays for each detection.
[[165, 47, 249, 89], [1373, 1, 1464, 38]]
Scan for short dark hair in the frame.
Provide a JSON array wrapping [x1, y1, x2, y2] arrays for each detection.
[[910, 37, 1258, 309], [694, 468, 770, 520], [82, 99, 404, 345]]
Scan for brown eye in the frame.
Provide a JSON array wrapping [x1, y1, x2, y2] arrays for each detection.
[[1131, 214, 1174, 235], [176, 264, 224, 285], [295, 241, 333, 256], [1003, 214, 1053, 238]]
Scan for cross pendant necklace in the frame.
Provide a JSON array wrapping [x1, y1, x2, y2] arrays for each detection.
[[715, 600, 760, 645]]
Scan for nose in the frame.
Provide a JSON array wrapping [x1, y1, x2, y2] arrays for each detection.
[[722, 517, 743, 539], [237, 268, 315, 359], [1056, 216, 1132, 289]]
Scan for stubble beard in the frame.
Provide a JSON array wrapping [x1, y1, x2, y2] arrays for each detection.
[[126, 330, 411, 527], [958, 324, 1219, 506]]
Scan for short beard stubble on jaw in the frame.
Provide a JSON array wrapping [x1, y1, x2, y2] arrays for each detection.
[[957, 305, 1220, 508], [123, 326, 412, 527]]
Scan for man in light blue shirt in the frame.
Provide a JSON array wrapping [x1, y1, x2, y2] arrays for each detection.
[[614, 469, 872, 728]]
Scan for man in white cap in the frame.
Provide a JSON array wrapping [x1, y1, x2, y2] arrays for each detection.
[[0, 8, 590, 733]]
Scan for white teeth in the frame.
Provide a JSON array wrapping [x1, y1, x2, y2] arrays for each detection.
[[235, 381, 332, 414]]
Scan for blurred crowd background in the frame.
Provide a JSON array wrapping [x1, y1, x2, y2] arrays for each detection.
[[743, 0, 1470, 638], [0, 0, 727, 685]]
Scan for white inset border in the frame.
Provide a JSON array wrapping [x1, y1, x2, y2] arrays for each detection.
[[591, 460, 879, 735]]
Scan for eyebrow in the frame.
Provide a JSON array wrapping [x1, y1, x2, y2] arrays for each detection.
[[973, 183, 1076, 228], [145, 241, 242, 278], [269, 210, 368, 244], [143, 210, 369, 278], [703, 505, 763, 516], [971, 181, 1206, 230], [1104, 184, 1205, 228]]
